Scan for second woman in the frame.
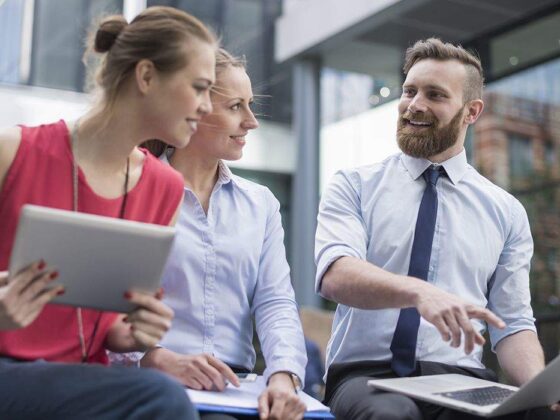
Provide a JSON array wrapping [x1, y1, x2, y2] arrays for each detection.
[[142, 49, 307, 420]]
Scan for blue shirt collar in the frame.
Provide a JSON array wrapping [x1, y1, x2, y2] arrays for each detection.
[[159, 153, 243, 190], [216, 160, 234, 186], [401, 149, 468, 185]]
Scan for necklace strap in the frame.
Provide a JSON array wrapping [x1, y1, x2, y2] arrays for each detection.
[[70, 119, 130, 362]]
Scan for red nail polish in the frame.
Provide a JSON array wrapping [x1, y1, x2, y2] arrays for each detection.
[[49, 271, 59, 280], [57, 289, 65, 296], [38, 260, 46, 270], [124, 291, 132, 300], [123, 316, 129, 323]]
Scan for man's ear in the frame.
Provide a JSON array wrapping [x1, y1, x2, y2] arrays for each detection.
[[135, 59, 157, 95], [464, 99, 484, 125]]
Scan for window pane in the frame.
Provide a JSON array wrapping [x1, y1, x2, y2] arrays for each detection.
[[490, 10, 560, 78], [509, 134, 534, 181], [472, 57, 560, 344], [0, 0, 25, 84], [29, 0, 122, 91]]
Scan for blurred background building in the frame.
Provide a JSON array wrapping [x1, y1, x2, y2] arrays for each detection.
[[2, 0, 560, 365]]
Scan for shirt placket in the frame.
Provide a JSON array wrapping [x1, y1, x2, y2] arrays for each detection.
[[203, 182, 226, 355], [196, 198, 216, 355]]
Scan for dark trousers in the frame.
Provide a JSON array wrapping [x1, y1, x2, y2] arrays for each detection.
[[325, 360, 560, 420], [0, 357, 199, 420]]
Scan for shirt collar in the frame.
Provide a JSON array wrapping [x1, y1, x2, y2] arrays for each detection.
[[159, 153, 236, 188], [401, 149, 468, 185], [216, 160, 235, 186]]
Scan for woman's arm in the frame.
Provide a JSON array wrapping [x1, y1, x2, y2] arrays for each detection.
[[0, 128, 65, 330], [253, 191, 307, 382], [253, 190, 307, 419]]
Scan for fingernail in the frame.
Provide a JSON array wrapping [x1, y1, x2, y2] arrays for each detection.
[[124, 291, 132, 300], [123, 316, 129, 323], [130, 325, 135, 331], [49, 271, 59, 280], [156, 287, 164, 298], [38, 260, 46, 270], [57, 289, 65, 296]]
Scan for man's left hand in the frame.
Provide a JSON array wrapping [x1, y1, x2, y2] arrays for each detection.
[[257, 372, 306, 420]]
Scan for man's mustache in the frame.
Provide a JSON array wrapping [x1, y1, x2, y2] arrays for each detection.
[[399, 112, 438, 125]]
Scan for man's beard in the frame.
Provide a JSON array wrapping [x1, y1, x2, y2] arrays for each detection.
[[397, 106, 464, 159]]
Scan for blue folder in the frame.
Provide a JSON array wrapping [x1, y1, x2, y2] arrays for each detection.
[[196, 403, 335, 419]]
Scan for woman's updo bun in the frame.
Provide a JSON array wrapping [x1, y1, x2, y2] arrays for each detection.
[[94, 16, 127, 53]]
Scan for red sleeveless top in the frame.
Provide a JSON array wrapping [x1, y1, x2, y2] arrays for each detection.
[[0, 120, 184, 364]]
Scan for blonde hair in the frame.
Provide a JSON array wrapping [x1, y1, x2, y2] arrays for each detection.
[[403, 38, 484, 102], [215, 48, 246, 74], [86, 6, 216, 114]]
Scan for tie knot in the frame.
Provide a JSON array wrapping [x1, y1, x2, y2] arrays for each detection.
[[423, 165, 445, 186]]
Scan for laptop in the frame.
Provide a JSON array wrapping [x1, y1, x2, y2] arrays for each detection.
[[368, 354, 560, 417], [9, 205, 176, 313]]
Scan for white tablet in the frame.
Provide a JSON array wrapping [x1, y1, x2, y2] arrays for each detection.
[[9, 205, 176, 313]]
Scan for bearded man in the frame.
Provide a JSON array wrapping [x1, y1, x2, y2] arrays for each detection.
[[315, 38, 557, 420]]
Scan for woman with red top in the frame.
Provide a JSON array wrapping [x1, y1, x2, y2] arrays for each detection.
[[0, 6, 216, 419]]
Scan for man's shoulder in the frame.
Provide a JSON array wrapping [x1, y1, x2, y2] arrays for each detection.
[[336, 153, 402, 186], [465, 166, 524, 210]]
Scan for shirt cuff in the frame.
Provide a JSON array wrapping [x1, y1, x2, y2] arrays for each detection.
[[107, 351, 143, 367], [263, 361, 306, 388], [490, 323, 537, 352], [316, 247, 360, 294]]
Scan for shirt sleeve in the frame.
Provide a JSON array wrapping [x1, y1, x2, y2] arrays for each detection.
[[315, 170, 369, 294], [487, 198, 536, 351], [252, 188, 307, 385], [107, 351, 143, 367]]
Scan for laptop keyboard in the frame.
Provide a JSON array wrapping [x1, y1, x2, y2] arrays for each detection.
[[435, 386, 516, 406]]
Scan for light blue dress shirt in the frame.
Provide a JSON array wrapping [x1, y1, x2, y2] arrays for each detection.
[[160, 160, 307, 383], [315, 150, 536, 374]]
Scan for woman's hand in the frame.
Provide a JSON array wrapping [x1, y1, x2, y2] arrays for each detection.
[[0, 260, 64, 330], [141, 348, 240, 391], [258, 372, 306, 420], [123, 289, 173, 350]]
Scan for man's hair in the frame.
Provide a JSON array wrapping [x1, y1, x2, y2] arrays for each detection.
[[403, 38, 484, 102]]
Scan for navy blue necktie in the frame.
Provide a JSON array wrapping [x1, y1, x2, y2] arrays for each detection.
[[390, 165, 445, 376]]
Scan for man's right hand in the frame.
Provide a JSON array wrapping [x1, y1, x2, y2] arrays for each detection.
[[0, 260, 64, 330], [414, 281, 505, 354], [141, 347, 240, 391]]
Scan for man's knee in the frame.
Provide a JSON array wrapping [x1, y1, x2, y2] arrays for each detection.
[[330, 376, 422, 420], [355, 393, 422, 420]]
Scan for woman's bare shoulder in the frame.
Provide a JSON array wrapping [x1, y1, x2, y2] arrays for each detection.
[[0, 126, 23, 189]]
